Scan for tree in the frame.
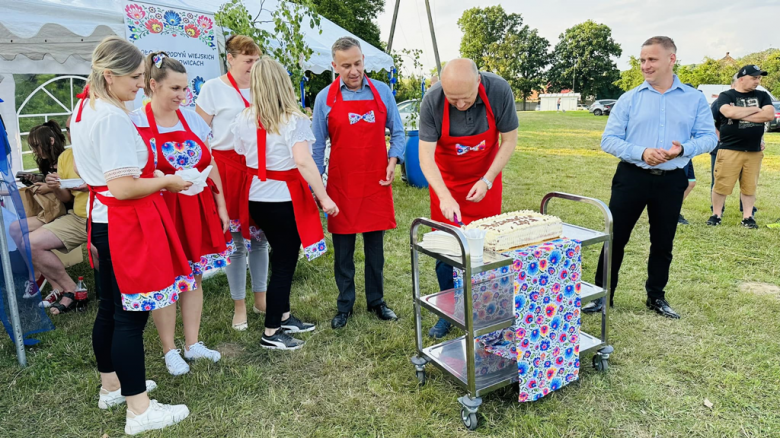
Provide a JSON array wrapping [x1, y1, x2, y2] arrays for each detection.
[[457, 6, 551, 105], [458, 6, 524, 70], [615, 56, 643, 91], [215, 0, 321, 99], [548, 20, 622, 100], [294, 0, 384, 49]]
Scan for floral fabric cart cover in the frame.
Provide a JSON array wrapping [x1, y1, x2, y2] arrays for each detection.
[[456, 238, 583, 402]]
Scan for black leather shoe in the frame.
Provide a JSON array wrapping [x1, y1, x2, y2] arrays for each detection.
[[646, 298, 680, 319], [331, 311, 352, 329], [582, 297, 605, 314], [368, 302, 398, 321]]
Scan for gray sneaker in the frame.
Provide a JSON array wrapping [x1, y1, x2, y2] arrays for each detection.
[[261, 330, 304, 350], [280, 314, 316, 333], [741, 217, 758, 229]]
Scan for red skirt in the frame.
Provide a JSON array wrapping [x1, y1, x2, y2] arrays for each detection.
[[97, 192, 192, 294], [213, 149, 252, 239], [161, 183, 230, 264]]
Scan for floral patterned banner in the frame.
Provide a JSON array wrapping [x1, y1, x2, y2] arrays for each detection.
[[123, 2, 220, 109]]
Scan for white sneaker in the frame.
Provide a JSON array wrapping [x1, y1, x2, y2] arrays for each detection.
[[164, 349, 190, 376], [98, 380, 158, 409], [183, 341, 221, 363], [124, 399, 189, 436]]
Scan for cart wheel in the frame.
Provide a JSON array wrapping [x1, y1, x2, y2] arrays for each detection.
[[593, 355, 609, 372], [416, 369, 426, 385], [461, 408, 478, 431]]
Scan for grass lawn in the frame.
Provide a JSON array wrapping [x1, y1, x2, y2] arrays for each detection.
[[3, 111, 780, 437]]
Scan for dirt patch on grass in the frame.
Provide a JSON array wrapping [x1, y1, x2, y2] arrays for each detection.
[[216, 343, 246, 359], [739, 282, 780, 298]]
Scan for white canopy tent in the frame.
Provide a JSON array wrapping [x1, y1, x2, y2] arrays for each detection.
[[0, 0, 395, 172]]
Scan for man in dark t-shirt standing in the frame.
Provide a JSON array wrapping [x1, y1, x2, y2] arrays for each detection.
[[708, 65, 774, 229], [418, 59, 519, 338]]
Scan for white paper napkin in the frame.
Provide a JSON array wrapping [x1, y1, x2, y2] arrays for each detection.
[[176, 165, 213, 196]]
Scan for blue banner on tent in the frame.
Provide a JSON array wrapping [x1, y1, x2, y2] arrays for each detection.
[[0, 107, 54, 346]]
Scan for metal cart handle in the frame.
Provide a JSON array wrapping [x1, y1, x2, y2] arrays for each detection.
[[540, 191, 613, 236], [409, 217, 472, 268]]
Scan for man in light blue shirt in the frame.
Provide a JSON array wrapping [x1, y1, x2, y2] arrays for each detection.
[[312, 37, 405, 329], [584, 36, 717, 319]]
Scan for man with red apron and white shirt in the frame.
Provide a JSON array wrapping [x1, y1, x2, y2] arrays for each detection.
[[419, 59, 519, 338], [312, 37, 406, 329]]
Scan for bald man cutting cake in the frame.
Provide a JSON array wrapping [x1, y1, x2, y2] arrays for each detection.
[[418, 59, 519, 338]]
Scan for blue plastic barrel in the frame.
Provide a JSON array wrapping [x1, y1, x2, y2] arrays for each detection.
[[403, 130, 428, 189]]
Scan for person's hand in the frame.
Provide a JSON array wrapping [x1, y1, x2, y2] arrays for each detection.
[[642, 148, 669, 166], [73, 184, 89, 193], [153, 169, 165, 178], [761, 139, 766, 151], [439, 195, 462, 224], [319, 196, 339, 216], [218, 205, 230, 233], [164, 175, 193, 193], [379, 157, 398, 186], [466, 179, 489, 202], [664, 141, 683, 159], [45, 172, 61, 190]]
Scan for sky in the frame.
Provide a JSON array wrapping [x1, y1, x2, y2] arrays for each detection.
[[376, 0, 779, 75]]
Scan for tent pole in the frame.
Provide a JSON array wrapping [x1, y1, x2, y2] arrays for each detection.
[[0, 198, 26, 367], [386, 0, 401, 53], [424, 0, 442, 76]]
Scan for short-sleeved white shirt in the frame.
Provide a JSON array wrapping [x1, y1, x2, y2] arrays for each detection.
[[195, 77, 250, 151], [71, 99, 149, 223], [129, 107, 212, 144], [232, 109, 315, 202]]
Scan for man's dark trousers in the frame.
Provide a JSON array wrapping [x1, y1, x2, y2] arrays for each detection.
[[333, 231, 386, 313], [595, 161, 688, 303]]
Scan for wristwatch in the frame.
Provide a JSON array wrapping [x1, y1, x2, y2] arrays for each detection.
[[480, 177, 493, 190]]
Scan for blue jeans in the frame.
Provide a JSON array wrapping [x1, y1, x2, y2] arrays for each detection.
[[435, 260, 454, 292]]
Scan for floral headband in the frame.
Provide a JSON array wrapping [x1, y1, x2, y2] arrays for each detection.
[[153, 53, 167, 68]]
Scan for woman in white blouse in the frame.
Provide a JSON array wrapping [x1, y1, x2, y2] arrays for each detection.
[[70, 36, 190, 435], [195, 35, 269, 331], [232, 56, 338, 350]]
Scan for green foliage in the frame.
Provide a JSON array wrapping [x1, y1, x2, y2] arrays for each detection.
[[393, 48, 424, 130], [548, 20, 622, 99], [616, 49, 780, 97], [215, 0, 321, 98], [457, 6, 551, 103]]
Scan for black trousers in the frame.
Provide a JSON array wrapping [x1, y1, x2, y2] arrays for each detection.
[[332, 231, 385, 313], [91, 223, 150, 397], [249, 201, 301, 330], [595, 162, 688, 302]]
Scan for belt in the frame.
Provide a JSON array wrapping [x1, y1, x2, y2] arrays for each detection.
[[620, 161, 681, 176]]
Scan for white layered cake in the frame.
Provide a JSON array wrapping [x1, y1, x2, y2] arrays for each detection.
[[466, 210, 563, 252]]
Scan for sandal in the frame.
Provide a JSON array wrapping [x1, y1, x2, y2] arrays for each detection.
[[49, 292, 86, 315]]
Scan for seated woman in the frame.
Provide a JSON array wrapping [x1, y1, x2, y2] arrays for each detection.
[[231, 56, 338, 350], [131, 51, 230, 375], [10, 119, 96, 314]]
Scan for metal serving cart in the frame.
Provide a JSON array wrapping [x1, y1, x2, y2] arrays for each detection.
[[409, 192, 614, 430]]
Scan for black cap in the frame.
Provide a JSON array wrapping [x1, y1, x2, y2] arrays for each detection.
[[737, 65, 768, 78]]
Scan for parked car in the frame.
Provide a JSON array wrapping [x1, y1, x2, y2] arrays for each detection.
[[589, 99, 617, 116], [768, 102, 780, 132], [578, 104, 589, 111], [397, 99, 420, 130], [602, 102, 615, 116]]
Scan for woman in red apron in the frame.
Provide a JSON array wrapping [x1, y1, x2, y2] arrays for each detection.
[[133, 53, 231, 375], [70, 36, 189, 435], [195, 35, 269, 330], [232, 56, 338, 350]]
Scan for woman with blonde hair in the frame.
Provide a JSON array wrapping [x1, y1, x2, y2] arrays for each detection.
[[195, 35, 269, 331], [231, 56, 338, 350], [71, 35, 190, 435]]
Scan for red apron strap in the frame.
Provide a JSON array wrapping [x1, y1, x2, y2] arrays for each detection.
[[145, 102, 162, 137], [227, 72, 250, 108], [75, 84, 90, 123], [364, 76, 387, 116], [443, 82, 492, 139], [255, 119, 267, 181], [265, 169, 324, 250]]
